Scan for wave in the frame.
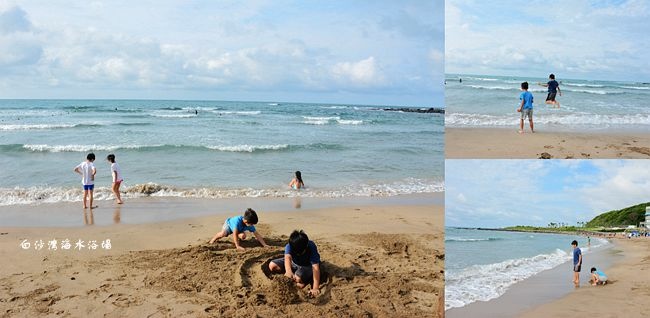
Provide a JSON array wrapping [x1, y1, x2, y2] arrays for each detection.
[[564, 88, 624, 95], [0, 123, 98, 131], [215, 111, 261, 115], [1, 142, 345, 154], [617, 86, 649, 90], [445, 237, 504, 242], [562, 82, 605, 88], [149, 113, 197, 118], [445, 249, 570, 309], [302, 116, 364, 125], [467, 85, 547, 93], [445, 113, 650, 126], [0, 179, 444, 206], [465, 76, 499, 81]]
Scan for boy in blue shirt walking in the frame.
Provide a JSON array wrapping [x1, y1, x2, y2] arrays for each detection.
[[517, 81, 534, 133], [208, 208, 269, 251]]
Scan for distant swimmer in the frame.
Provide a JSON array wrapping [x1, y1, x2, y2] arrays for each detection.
[[538, 73, 562, 108], [289, 171, 305, 189], [195, 109, 198, 115], [459, 78, 462, 83]]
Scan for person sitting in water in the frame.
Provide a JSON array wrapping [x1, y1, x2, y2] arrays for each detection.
[[289, 171, 305, 189], [590, 267, 608, 285]]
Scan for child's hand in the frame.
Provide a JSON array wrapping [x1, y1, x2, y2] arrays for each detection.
[[236, 246, 245, 252], [284, 272, 294, 280], [517, 108, 522, 113], [309, 288, 320, 297]]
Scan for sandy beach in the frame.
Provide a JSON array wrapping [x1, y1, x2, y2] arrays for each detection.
[[446, 128, 650, 159], [521, 238, 650, 318], [0, 199, 444, 317]]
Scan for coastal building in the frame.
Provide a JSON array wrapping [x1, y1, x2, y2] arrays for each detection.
[[642, 207, 650, 229]]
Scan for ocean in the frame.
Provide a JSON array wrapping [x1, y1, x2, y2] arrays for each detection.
[[0, 99, 444, 206], [445, 228, 609, 310], [445, 74, 650, 131]]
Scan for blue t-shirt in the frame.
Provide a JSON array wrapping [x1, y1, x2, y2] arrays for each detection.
[[547, 80, 559, 93], [595, 270, 606, 277], [226, 215, 256, 233], [573, 247, 581, 265], [285, 241, 320, 267], [520, 91, 534, 109]]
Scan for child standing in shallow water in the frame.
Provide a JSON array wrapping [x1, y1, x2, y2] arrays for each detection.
[[107, 154, 123, 204], [517, 81, 534, 134], [74, 153, 97, 209]]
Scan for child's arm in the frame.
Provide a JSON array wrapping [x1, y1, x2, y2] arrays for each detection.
[[578, 253, 582, 266], [91, 166, 96, 181], [517, 99, 524, 112], [253, 231, 269, 247], [74, 167, 81, 175], [232, 229, 245, 251], [310, 263, 321, 296], [112, 170, 118, 183], [283, 254, 294, 278], [538, 82, 548, 87], [557, 85, 562, 96]]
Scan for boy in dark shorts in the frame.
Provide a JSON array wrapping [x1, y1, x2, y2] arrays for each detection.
[[539, 73, 562, 108], [269, 230, 322, 296], [572, 240, 582, 286]]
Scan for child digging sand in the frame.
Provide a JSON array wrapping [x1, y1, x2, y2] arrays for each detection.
[[269, 230, 322, 297], [209, 208, 269, 251]]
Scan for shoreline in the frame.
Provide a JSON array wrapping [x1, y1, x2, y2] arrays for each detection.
[[0, 202, 444, 317], [521, 237, 650, 317], [447, 240, 620, 318], [0, 193, 443, 227], [445, 127, 650, 159]]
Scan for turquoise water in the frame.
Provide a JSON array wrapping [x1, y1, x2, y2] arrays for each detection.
[[445, 228, 608, 309], [445, 74, 650, 131], [0, 99, 444, 205]]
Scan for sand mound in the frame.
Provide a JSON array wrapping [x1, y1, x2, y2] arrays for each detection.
[[0, 233, 443, 317]]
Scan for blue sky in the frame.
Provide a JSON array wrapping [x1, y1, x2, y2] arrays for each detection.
[[0, 1, 444, 106], [446, 0, 650, 82], [446, 160, 650, 228]]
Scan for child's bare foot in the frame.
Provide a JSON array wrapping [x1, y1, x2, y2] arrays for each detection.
[[518, 130, 524, 134], [90, 205, 98, 209]]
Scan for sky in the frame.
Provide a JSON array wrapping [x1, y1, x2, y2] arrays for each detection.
[[446, 0, 650, 82], [445, 160, 650, 228], [0, 1, 444, 106]]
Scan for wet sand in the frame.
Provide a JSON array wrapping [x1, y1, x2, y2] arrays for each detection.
[[0, 199, 444, 317], [521, 238, 650, 318], [447, 242, 621, 318], [446, 127, 650, 159]]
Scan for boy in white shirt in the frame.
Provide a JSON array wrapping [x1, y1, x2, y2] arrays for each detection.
[[74, 153, 97, 209]]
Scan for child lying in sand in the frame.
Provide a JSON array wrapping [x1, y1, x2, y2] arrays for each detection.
[[208, 208, 269, 251], [269, 230, 321, 296], [590, 267, 608, 285]]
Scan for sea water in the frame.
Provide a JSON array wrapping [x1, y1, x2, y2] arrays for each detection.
[[0, 99, 444, 206], [445, 74, 650, 131], [445, 228, 609, 310]]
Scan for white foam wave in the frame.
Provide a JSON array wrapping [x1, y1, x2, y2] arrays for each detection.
[[22, 144, 146, 152], [565, 88, 615, 95], [563, 83, 605, 88], [0, 124, 78, 131], [150, 113, 196, 118], [617, 86, 649, 90], [336, 119, 363, 125], [468, 85, 547, 93], [320, 106, 347, 109], [465, 76, 498, 81], [446, 113, 650, 126], [446, 237, 500, 242], [267, 103, 279, 106], [303, 116, 340, 125], [205, 144, 289, 152], [445, 249, 570, 309], [217, 111, 261, 115], [0, 179, 444, 206]]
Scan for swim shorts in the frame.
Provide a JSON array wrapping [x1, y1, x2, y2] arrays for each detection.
[[574, 264, 581, 272], [83, 184, 94, 191], [521, 108, 533, 120], [271, 258, 314, 285], [546, 92, 557, 101]]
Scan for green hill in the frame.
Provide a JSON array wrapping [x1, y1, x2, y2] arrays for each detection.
[[585, 202, 648, 228]]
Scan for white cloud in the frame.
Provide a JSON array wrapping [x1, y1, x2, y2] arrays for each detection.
[[332, 56, 385, 87]]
